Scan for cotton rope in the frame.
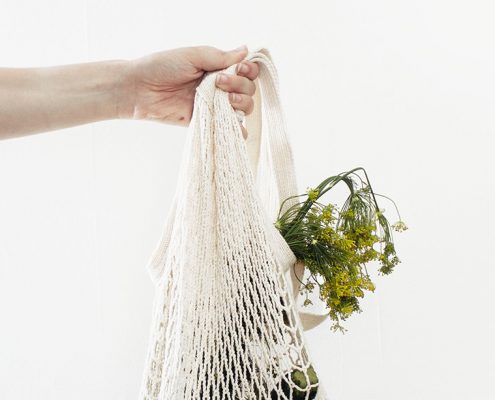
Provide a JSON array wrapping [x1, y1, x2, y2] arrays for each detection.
[[138, 47, 329, 400]]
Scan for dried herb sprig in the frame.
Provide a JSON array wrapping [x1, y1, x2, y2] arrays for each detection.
[[275, 167, 407, 333]]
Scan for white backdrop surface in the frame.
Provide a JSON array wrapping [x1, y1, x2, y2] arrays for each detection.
[[1, 1, 494, 399]]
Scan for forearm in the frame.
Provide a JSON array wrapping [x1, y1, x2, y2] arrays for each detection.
[[0, 60, 134, 140]]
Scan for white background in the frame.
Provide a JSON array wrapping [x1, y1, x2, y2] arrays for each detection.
[[1, 1, 494, 399]]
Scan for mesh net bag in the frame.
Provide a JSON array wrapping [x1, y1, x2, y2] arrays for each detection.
[[138, 47, 329, 400]]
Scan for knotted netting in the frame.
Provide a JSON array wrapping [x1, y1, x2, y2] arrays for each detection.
[[139, 47, 328, 400]]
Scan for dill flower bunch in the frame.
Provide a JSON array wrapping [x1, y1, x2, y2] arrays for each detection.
[[275, 167, 408, 333]]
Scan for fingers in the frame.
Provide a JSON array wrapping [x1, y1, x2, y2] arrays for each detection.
[[216, 73, 256, 97], [217, 71, 257, 116], [204, 48, 260, 122], [229, 92, 252, 140], [235, 60, 260, 81], [189, 45, 248, 72], [228, 92, 254, 115]]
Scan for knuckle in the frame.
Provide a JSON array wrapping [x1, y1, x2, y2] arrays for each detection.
[[197, 44, 213, 52], [191, 45, 205, 55]]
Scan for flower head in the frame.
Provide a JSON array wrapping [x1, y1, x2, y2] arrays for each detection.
[[307, 187, 320, 202], [392, 220, 408, 232]]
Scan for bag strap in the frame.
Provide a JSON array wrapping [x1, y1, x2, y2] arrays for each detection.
[[242, 48, 299, 219], [240, 48, 328, 331]]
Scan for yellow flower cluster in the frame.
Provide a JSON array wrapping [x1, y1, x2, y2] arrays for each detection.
[[276, 172, 406, 333]]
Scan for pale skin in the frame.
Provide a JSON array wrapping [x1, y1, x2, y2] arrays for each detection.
[[0, 45, 258, 140]]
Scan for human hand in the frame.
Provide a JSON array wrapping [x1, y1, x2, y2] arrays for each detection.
[[121, 45, 259, 137]]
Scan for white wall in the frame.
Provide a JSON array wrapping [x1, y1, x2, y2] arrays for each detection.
[[1, 1, 494, 399]]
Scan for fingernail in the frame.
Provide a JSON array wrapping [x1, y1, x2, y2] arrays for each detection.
[[237, 63, 248, 74], [216, 73, 228, 84], [230, 93, 241, 103], [230, 44, 247, 52]]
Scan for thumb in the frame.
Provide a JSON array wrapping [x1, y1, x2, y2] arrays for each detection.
[[190, 45, 248, 72]]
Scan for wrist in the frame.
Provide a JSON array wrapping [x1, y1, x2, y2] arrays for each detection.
[[107, 59, 136, 120]]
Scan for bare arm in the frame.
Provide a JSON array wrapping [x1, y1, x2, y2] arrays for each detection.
[[0, 60, 131, 139], [0, 45, 259, 140]]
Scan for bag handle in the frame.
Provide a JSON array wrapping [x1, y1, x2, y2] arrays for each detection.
[[230, 48, 329, 331]]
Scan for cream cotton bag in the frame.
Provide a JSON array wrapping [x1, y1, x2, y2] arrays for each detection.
[[139, 47, 329, 400]]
